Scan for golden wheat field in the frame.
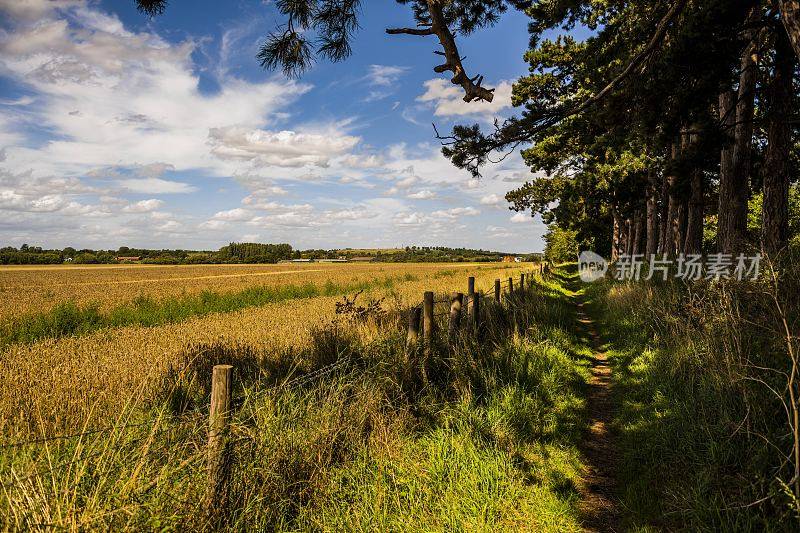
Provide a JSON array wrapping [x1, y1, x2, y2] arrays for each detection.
[[0, 262, 529, 438], [0, 262, 488, 319]]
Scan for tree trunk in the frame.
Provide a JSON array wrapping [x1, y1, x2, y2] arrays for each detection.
[[683, 128, 704, 254], [718, 90, 736, 251], [664, 143, 680, 256], [719, 26, 758, 254], [647, 170, 659, 256], [632, 209, 645, 255], [658, 168, 670, 254], [676, 200, 688, 256], [625, 217, 634, 256], [612, 209, 621, 261], [762, 31, 794, 256], [780, 1, 800, 62], [684, 169, 704, 254]]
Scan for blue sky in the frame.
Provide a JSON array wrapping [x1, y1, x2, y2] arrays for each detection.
[[0, 0, 549, 252]]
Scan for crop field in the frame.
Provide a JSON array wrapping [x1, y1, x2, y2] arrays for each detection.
[[0, 262, 490, 319], [0, 262, 525, 438]]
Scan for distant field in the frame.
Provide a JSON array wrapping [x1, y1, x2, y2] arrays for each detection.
[[0, 262, 486, 320]]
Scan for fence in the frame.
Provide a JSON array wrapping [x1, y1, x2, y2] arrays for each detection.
[[1, 261, 551, 525]]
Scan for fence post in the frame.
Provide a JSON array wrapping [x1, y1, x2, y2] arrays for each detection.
[[405, 306, 421, 359], [508, 277, 514, 293], [494, 279, 501, 303], [473, 292, 481, 338], [448, 292, 463, 341], [423, 291, 434, 358], [520, 273, 525, 290], [205, 364, 233, 522]]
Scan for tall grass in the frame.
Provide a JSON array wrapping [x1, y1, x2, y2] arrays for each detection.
[[586, 263, 800, 530], [0, 271, 592, 531]]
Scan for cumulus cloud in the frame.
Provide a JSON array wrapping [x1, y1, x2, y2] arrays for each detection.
[[480, 193, 503, 205], [208, 127, 360, 168], [432, 207, 480, 219], [122, 199, 164, 213], [407, 189, 436, 200], [417, 78, 514, 118], [0, 0, 309, 179], [510, 212, 530, 223]]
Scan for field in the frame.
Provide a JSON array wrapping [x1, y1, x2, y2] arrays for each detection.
[[0, 262, 525, 437], [0, 262, 486, 319]]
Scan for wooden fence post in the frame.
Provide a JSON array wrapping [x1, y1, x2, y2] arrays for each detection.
[[520, 273, 525, 290], [494, 279, 501, 303], [448, 292, 463, 341], [473, 292, 481, 338], [508, 277, 514, 293], [423, 291, 434, 358], [405, 306, 421, 359], [468, 276, 475, 296], [205, 364, 233, 522]]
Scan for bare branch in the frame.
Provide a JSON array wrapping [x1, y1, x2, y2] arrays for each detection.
[[386, 27, 435, 36]]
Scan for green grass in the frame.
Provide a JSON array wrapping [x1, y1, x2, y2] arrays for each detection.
[[583, 275, 799, 531], [0, 274, 418, 349]]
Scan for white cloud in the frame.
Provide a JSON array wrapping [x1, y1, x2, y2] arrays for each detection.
[[208, 127, 360, 168], [366, 65, 409, 86], [407, 189, 436, 200], [480, 193, 503, 205], [122, 199, 164, 213], [211, 208, 252, 222], [432, 207, 480, 219], [394, 212, 427, 227], [0, 1, 310, 179], [417, 78, 513, 118], [119, 178, 197, 194], [510, 212, 530, 224]]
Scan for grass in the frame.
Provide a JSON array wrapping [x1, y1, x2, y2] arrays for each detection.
[[0, 274, 417, 348], [0, 269, 594, 531], [584, 273, 800, 531]]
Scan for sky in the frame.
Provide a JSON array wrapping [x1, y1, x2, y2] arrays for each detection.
[[0, 0, 549, 253]]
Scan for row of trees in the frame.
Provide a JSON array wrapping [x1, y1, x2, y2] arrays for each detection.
[[0, 244, 529, 264], [490, 0, 799, 261]]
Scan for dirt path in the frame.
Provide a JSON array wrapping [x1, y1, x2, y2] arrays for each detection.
[[576, 302, 620, 532]]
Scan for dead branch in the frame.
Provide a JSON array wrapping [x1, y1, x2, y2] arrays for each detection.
[[387, 0, 495, 103]]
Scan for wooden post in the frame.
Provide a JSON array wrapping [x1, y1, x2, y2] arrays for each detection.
[[520, 273, 525, 290], [494, 279, 501, 302], [448, 292, 463, 341], [468, 276, 475, 296], [508, 277, 514, 293], [473, 292, 481, 338], [405, 306, 421, 358], [423, 291, 434, 358], [205, 364, 233, 521]]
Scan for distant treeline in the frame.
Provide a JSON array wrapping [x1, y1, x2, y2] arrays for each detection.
[[0, 243, 537, 265]]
